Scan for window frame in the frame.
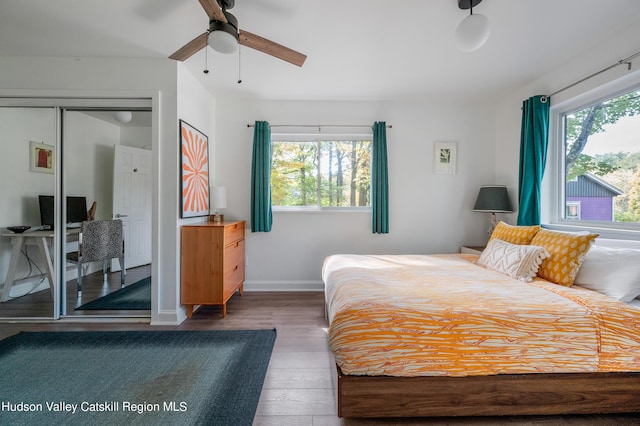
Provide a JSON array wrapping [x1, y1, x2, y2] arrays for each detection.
[[546, 75, 640, 238], [270, 132, 373, 212]]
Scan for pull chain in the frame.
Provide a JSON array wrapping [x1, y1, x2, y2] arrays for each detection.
[[237, 45, 242, 84], [203, 44, 210, 75]]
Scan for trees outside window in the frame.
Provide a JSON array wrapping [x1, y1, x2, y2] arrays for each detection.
[[271, 138, 371, 208], [562, 87, 640, 224]]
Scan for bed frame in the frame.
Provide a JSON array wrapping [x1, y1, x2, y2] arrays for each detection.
[[336, 367, 640, 418]]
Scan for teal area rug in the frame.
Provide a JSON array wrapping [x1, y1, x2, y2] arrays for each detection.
[[75, 276, 151, 310], [0, 329, 276, 426]]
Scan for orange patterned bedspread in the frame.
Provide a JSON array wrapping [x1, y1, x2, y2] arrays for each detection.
[[322, 254, 640, 377]]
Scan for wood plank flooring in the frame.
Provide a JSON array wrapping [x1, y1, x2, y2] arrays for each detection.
[[0, 292, 639, 425], [0, 264, 151, 318]]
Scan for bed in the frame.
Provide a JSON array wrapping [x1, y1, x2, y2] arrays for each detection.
[[322, 225, 640, 418]]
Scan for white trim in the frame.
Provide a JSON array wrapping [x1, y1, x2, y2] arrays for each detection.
[[272, 132, 372, 141], [273, 207, 370, 213], [243, 280, 324, 292], [543, 223, 640, 240], [151, 309, 184, 326]]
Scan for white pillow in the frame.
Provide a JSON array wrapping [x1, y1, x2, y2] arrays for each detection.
[[573, 245, 640, 302], [478, 238, 550, 282]]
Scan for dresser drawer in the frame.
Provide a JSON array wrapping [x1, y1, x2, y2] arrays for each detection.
[[224, 239, 245, 287], [224, 222, 244, 245]]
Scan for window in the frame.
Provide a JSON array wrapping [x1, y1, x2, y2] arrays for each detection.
[[557, 85, 640, 228], [271, 136, 372, 209], [565, 202, 581, 220]]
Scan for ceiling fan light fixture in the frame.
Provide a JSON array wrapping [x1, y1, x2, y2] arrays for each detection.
[[208, 11, 238, 54], [209, 27, 238, 54]]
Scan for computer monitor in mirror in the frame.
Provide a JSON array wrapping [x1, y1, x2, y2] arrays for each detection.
[[38, 195, 88, 230]]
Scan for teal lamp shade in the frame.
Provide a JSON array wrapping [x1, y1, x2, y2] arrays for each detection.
[[473, 185, 513, 234]]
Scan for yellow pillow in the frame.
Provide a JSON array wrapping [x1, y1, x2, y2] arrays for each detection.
[[530, 229, 598, 286], [488, 221, 541, 245]]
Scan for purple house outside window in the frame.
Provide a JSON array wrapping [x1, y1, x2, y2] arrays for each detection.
[[565, 174, 623, 222]]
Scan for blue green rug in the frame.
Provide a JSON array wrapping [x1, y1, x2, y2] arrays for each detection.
[[0, 329, 276, 425], [75, 276, 151, 310]]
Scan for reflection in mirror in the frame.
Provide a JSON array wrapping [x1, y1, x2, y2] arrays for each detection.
[[0, 107, 57, 318], [62, 110, 152, 317]]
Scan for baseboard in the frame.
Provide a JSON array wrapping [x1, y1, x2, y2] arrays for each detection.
[[243, 280, 324, 292], [151, 309, 185, 325]]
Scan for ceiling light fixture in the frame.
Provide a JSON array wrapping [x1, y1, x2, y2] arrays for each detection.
[[455, 0, 490, 52], [208, 11, 239, 54], [113, 111, 132, 124]]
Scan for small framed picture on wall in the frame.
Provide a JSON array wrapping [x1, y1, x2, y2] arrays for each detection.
[[29, 141, 54, 174], [433, 141, 457, 174]]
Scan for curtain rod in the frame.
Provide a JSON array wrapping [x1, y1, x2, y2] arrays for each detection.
[[247, 124, 392, 129], [548, 49, 640, 98]]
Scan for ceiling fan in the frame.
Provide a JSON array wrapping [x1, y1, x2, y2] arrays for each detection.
[[169, 0, 306, 67]]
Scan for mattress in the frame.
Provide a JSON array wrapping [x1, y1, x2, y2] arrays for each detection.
[[323, 253, 640, 377]]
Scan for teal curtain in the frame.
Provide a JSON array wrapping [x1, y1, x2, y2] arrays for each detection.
[[251, 121, 272, 232], [517, 95, 550, 226], [372, 121, 389, 234]]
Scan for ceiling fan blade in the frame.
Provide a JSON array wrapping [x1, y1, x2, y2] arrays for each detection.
[[198, 0, 227, 23], [239, 30, 307, 67], [169, 32, 208, 61]]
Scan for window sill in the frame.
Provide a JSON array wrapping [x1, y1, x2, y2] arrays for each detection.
[[544, 222, 640, 240]]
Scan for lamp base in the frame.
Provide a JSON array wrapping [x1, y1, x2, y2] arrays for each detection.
[[209, 214, 224, 223], [487, 212, 499, 235]]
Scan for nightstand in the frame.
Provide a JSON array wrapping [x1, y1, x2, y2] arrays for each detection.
[[460, 246, 485, 255]]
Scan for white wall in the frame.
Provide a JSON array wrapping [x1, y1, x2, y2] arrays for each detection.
[[0, 108, 57, 300], [0, 108, 56, 228], [172, 66, 217, 323], [65, 111, 119, 221], [120, 125, 152, 150], [214, 97, 498, 290]]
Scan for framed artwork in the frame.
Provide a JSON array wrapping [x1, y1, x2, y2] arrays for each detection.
[[29, 141, 55, 174], [433, 141, 457, 174], [179, 120, 210, 218]]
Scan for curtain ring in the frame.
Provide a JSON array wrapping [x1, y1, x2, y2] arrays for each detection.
[[540, 95, 548, 103]]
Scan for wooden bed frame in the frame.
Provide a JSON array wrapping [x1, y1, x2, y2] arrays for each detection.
[[336, 366, 640, 418]]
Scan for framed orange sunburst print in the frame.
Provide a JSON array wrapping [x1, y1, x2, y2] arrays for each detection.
[[179, 120, 209, 218]]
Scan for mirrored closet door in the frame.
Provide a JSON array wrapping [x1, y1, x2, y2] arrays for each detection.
[[0, 99, 152, 320], [61, 109, 152, 318], [0, 106, 58, 319]]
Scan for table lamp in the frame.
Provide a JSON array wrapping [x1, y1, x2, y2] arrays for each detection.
[[473, 185, 513, 235], [210, 186, 227, 223]]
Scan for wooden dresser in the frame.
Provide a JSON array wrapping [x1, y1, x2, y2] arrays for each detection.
[[180, 220, 245, 318]]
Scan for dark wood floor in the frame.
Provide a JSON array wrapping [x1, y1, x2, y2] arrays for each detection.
[[0, 264, 151, 318], [0, 292, 639, 425]]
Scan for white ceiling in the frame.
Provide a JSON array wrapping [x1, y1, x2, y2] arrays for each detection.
[[2, 0, 640, 101]]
